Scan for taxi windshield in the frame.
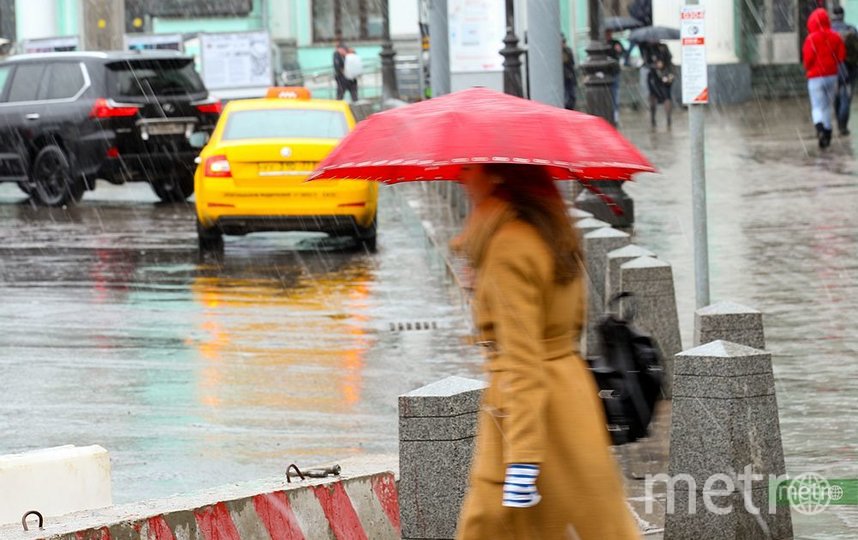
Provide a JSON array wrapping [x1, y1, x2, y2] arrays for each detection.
[[222, 108, 348, 141]]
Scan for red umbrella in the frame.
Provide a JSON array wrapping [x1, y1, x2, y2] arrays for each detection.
[[308, 87, 654, 184]]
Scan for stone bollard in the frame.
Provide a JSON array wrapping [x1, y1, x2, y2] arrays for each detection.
[[695, 301, 765, 349], [569, 208, 593, 220], [574, 216, 610, 237], [582, 227, 630, 358], [605, 244, 656, 312], [399, 376, 487, 540], [619, 256, 681, 398], [664, 341, 793, 540]]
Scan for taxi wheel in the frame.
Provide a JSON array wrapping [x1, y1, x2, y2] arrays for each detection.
[[354, 216, 377, 253], [152, 169, 195, 203], [197, 220, 223, 252]]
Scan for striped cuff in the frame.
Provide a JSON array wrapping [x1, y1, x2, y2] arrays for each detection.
[[502, 464, 541, 508]]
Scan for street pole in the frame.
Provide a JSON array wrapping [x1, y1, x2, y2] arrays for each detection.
[[684, 0, 710, 308], [526, 0, 562, 107], [429, 0, 450, 97], [380, 0, 400, 102], [575, 0, 635, 229], [499, 0, 524, 97]]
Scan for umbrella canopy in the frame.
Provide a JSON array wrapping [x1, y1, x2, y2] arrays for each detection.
[[308, 88, 654, 184], [629, 26, 680, 43], [604, 16, 645, 32]]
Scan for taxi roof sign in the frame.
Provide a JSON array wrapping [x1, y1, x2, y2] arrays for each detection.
[[266, 87, 312, 100]]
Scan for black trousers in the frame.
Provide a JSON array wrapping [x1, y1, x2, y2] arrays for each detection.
[[336, 78, 358, 101]]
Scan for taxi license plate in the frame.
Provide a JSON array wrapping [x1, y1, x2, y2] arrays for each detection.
[[146, 123, 186, 136], [258, 162, 317, 175]]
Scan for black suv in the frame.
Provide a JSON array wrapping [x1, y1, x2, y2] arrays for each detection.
[[0, 51, 221, 206]]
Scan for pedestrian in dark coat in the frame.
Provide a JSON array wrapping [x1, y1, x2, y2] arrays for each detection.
[[831, 5, 858, 135], [333, 32, 358, 101], [562, 35, 577, 110]]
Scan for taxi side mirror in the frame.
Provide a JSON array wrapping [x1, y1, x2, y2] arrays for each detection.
[[189, 131, 210, 149]]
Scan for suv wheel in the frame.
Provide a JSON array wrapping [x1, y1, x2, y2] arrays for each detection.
[[197, 220, 223, 251], [152, 169, 195, 203], [31, 146, 84, 207]]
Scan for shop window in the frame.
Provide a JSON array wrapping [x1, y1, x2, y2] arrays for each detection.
[[313, 0, 383, 42]]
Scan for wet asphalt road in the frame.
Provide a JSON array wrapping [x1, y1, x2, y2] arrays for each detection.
[[0, 182, 477, 503]]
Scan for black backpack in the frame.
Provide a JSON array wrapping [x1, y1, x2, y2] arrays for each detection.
[[590, 292, 663, 445]]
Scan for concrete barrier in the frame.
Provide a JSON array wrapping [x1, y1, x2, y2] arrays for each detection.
[[399, 376, 486, 540], [582, 227, 631, 358], [619, 256, 682, 398], [0, 445, 111, 527], [665, 341, 793, 540], [0, 467, 400, 540], [694, 301, 765, 349]]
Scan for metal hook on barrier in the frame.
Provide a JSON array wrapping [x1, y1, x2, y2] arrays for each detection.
[[22, 510, 44, 531], [286, 463, 305, 483]]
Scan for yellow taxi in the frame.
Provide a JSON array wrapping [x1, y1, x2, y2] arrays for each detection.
[[194, 87, 379, 251]]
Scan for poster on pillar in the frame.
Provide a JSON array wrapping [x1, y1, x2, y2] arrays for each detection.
[[680, 5, 708, 104], [448, 0, 505, 73]]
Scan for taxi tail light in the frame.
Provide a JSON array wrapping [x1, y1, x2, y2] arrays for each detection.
[[106, 146, 120, 158], [338, 202, 367, 208], [195, 99, 223, 114], [204, 155, 232, 177], [90, 98, 140, 118]]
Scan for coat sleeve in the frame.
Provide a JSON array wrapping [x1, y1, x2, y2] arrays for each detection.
[[837, 34, 847, 62], [482, 231, 550, 465]]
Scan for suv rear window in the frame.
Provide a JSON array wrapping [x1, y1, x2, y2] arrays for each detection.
[[107, 59, 205, 100], [222, 109, 348, 141]]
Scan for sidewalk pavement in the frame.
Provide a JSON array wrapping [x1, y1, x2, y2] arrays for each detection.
[[399, 183, 670, 537]]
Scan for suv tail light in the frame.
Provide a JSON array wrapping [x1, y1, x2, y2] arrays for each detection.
[[195, 99, 223, 114], [90, 98, 140, 118], [204, 155, 232, 178]]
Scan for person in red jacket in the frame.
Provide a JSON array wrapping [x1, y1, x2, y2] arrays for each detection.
[[803, 8, 846, 148]]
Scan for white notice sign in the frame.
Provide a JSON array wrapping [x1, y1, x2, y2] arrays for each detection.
[[199, 31, 273, 90], [448, 0, 505, 73], [681, 6, 707, 104]]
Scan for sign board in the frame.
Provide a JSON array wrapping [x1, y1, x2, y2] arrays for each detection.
[[21, 36, 80, 54], [681, 5, 708, 104], [124, 34, 184, 52], [199, 31, 273, 90], [448, 0, 505, 73]]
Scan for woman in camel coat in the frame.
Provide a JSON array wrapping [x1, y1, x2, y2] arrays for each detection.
[[453, 163, 639, 539]]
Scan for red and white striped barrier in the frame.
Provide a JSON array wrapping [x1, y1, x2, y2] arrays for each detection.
[[1, 472, 399, 540]]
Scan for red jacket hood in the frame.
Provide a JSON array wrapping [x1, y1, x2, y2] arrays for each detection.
[[808, 8, 831, 33]]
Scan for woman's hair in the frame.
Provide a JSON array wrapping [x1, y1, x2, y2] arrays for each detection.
[[484, 163, 582, 284]]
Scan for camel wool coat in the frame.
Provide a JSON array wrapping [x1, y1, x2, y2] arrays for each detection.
[[454, 200, 640, 540]]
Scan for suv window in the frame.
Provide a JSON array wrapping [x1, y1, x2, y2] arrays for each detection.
[[107, 59, 206, 100], [44, 63, 86, 100], [0, 65, 13, 101], [8, 64, 46, 102]]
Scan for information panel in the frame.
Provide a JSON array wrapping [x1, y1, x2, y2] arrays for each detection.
[[199, 31, 273, 90], [124, 34, 183, 52], [681, 5, 708, 104], [448, 0, 505, 73], [21, 36, 80, 54]]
